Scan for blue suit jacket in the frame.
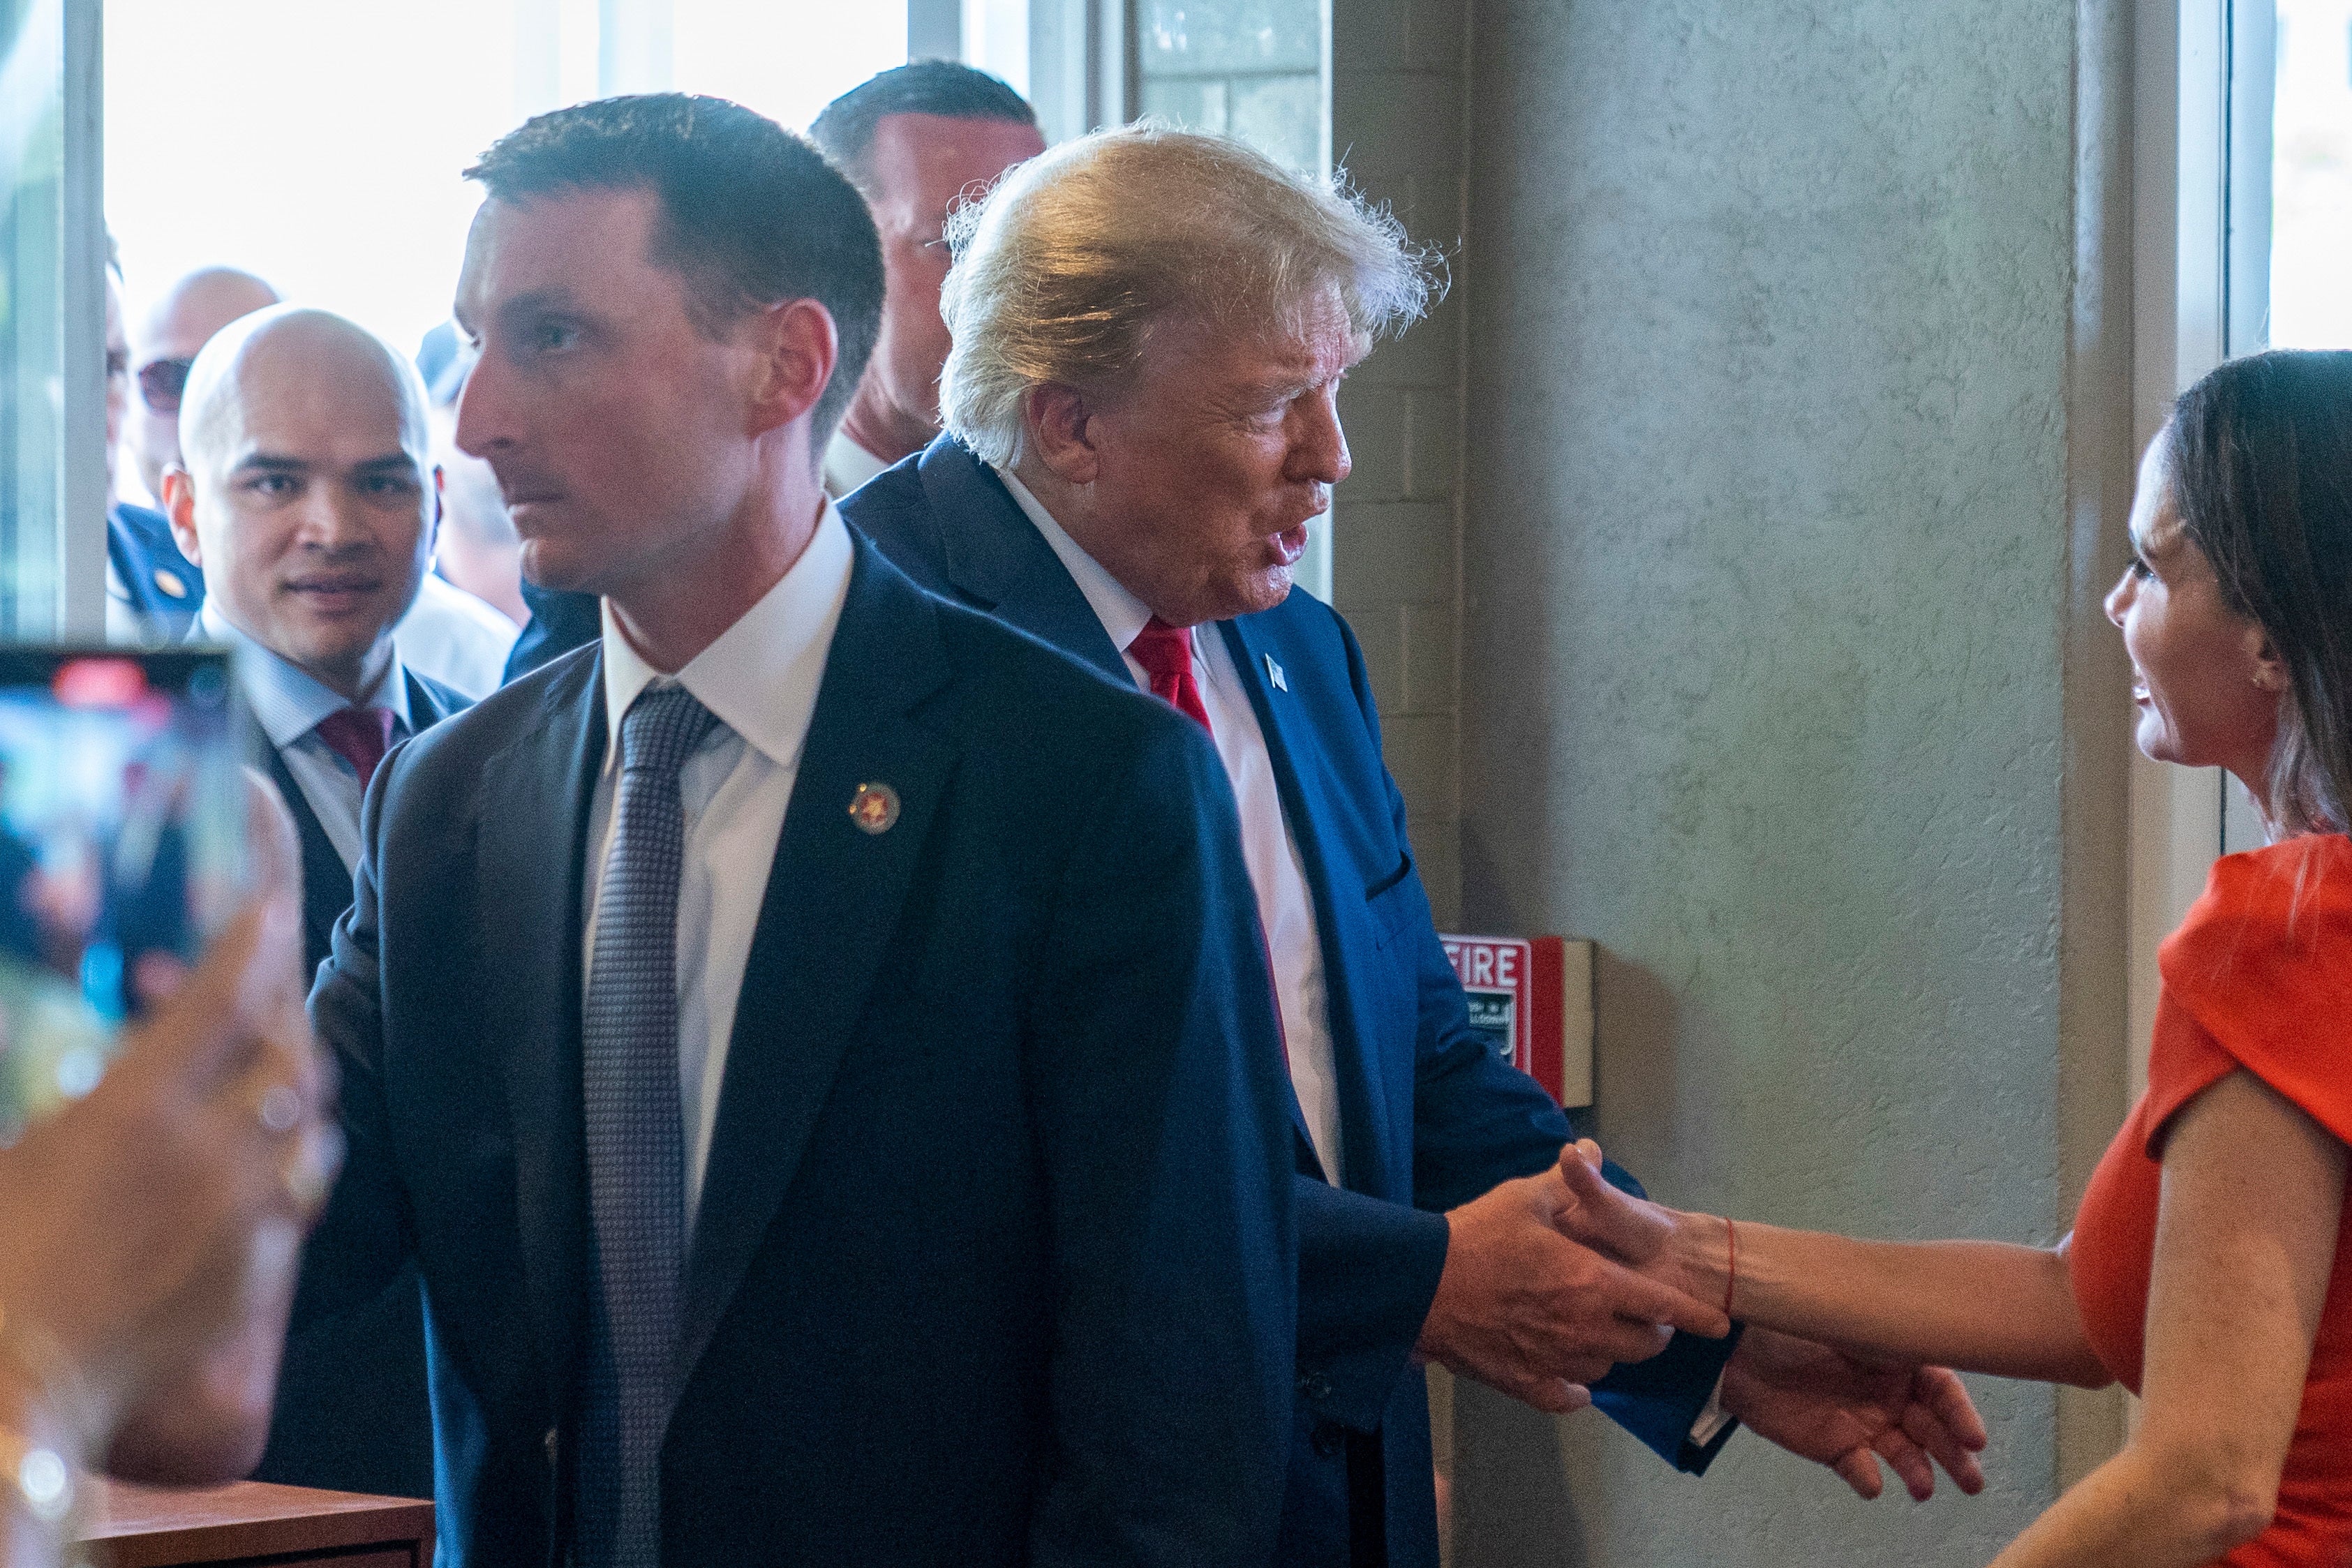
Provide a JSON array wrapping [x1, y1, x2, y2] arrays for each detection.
[[108, 502, 204, 639], [245, 666, 469, 1502], [843, 440, 1736, 1568], [295, 537, 1299, 1566]]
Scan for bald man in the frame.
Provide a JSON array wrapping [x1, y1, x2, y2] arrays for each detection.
[[131, 266, 280, 505], [162, 304, 463, 1500]]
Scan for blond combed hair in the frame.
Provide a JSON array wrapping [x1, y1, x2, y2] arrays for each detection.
[[938, 123, 1440, 466]]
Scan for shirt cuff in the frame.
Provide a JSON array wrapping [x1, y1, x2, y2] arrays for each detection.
[[1687, 1370, 1734, 1447]]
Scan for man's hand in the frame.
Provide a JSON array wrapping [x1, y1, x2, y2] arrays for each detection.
[[1722, 1326, 1988, 1501], [1416, 1166, 1731, 1414]]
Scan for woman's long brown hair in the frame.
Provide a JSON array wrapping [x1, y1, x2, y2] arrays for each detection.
[[2167, 350, 2352, 837]]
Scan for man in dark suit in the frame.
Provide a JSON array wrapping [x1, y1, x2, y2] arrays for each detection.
[[501, 64, 1048, 685], [163, 303, 472, 1500], [295, 96, 1297, 1567], [842, 126, 1990, 1567]]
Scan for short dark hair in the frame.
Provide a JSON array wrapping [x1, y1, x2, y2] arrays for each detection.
[[466, 93, 883, 442], [809, 60, 1036, 186], [2167, 349, 2352, 836]]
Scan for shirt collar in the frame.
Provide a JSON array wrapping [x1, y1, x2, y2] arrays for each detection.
[[197, 598, 412, 748], [992, 465, 1158, 670], [599, 499, 856, 770], [822, 429, 891, 498]]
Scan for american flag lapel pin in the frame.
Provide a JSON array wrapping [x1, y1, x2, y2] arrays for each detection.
[[1265, 654, 1287, 692]]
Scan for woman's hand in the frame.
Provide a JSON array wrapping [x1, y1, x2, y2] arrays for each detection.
[[0, 775, 337, 1478], [1551, 1140, 1729, 1311], [1722, 1327, 1987, 1500]]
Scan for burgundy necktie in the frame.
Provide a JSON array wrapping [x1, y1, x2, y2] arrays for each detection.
[[1127, 617, 1212, 730], [1125, 617, 1293, 1072], [313, 706, 396, 791]]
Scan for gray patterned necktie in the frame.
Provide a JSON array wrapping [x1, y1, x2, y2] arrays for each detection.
[[578, 683, 720, 1568]]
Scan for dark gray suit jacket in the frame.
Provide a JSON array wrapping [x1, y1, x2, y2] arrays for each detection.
[[248, 665, 468, 1501]]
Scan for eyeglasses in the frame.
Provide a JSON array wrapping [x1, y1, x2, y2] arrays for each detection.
[[136, 357, 195, 415]]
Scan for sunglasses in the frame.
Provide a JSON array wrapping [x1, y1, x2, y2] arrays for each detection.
[[136, 357, 195, 415]]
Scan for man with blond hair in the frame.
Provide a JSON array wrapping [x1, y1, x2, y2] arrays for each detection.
[[842, 125, 1991, 1567]]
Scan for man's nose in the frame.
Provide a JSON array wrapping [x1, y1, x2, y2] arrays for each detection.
[[1292, 390, 1350, 486], [2104, 569, 2131, 629], [296, 481, 373, 548], [452, 350, 507, 460]]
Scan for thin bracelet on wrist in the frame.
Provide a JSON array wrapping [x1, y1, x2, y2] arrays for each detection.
[[1722, 1215, 1739, 1319]]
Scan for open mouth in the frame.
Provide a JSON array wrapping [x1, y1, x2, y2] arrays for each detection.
[[1270, 525, 1309, 568]]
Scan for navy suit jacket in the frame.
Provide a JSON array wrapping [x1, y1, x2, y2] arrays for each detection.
[[295, 537, 1299, 1566], [502, 576, 600, 682], [246, 666, 468, 1501], [844, 440, 1737, 1568]]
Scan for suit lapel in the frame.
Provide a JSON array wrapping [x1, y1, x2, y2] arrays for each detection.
[[1219, 616, 1397, 1195], [914, 439, 1129, 681], [679, 542, 960, 1384], [474, 650, 606, 1398], [403, 668, 459, 728], [237, 704, 350, 974]]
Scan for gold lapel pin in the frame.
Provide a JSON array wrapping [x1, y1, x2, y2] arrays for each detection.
[[847, 782, 900, 835], [154, 569, 188, 600]]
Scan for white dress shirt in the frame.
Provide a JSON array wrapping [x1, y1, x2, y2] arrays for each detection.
[[994, 469, 1346, 1182], [198, 600, 414, 875], [582, 500, 854, 1223], [822, 430, 891, 500], [394, 574, 521, 700]]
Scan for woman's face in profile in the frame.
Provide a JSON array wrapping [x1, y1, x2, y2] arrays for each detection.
[[2104, 434, 2284, 786]]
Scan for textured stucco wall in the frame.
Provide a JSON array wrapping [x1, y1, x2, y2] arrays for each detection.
[[1454, 3, 2106, 1564]]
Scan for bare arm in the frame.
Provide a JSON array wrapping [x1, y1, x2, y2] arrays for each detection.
[[1986, 1069, 2342, 1566], [1556, 1150, 2111, 1386]]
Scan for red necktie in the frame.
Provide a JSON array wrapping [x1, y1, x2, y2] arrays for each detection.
[[1126, 616, 1295, 1075], [313, 706, 396, 791], [1126, 617, 1212, 731]]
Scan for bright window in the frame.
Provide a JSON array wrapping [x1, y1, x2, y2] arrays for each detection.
[[104, 1, 906, 386], [2271, 0, 2352, 348]]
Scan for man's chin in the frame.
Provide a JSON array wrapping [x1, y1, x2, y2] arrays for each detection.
[[516, 537, 604, 597]]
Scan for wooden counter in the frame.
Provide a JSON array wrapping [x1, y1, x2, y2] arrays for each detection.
[[80, 1478, 433, 1568]]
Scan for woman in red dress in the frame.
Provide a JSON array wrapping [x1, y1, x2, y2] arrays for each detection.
[[1561, 349, 2352, 1567]]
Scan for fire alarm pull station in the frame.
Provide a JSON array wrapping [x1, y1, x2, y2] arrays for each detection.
[[1438, 934, 1595, 1109]]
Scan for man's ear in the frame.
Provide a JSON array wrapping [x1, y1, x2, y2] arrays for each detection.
[[160, 466, 203, 567], [746, 299, 838, 442], [1025, 383, 1101, 486], [426, 466, 445, 562]]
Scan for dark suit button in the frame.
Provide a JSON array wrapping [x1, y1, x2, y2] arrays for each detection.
[[1311, 1421, 1346, 1459]]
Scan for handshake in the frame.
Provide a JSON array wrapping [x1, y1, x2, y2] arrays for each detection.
[[1415, 1140, 1989, 1502]]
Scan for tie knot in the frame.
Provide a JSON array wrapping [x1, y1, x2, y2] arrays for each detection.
[[313, 705, 396, 791], [1126, 616, 1193, 689], [618, 685, 720, 776]]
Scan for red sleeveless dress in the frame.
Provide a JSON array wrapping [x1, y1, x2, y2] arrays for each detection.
[[2072, 832, 2352, 1566]]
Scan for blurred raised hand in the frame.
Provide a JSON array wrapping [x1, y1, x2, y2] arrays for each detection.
[[0, 772, 338, 1488]]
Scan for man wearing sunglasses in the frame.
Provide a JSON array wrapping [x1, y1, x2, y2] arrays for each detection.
[[105, 258, 207, 641], [128, 266, 281, 509]]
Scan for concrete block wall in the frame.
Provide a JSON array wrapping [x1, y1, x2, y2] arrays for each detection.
[[1445, 3, 2132, 1565], [1332, 0, 1473, 925]]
